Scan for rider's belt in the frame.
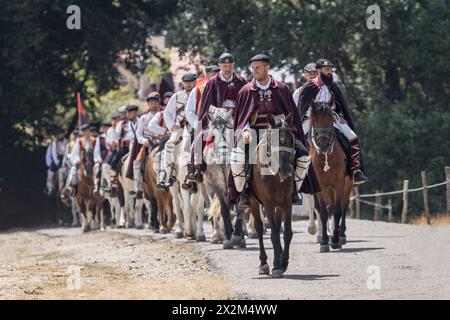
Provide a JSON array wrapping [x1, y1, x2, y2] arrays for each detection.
[[251, 113, 270, 128]]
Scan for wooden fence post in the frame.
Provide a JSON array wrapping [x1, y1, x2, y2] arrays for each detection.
[[446, 167, 450, 215], [374, 190, 381, 221], [388, 198, 393, 222], [401, 180, 409, 223], [421, 171, 431, 224], [354, 186, 360, 219]]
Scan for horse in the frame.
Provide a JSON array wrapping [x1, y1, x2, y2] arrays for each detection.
[[309, 101, 353, 252], [142, 146, 176, 233], [248, 113, 296, 278], [203, 106, 246, 248], [167, 126, 206, 241], [118, 153, 143, 229], [75, 153, 104, 232]]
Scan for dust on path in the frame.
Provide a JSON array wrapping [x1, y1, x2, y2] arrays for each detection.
[[0, 227, 233, 300]]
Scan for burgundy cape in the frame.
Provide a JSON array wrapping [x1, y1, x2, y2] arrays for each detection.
[[228, 78, 321, 204], [198, 72, 247, 127]]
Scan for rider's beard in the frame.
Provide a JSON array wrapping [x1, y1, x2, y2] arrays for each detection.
[[320, 72, 333, 85]]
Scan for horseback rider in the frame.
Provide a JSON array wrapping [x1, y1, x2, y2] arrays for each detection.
[[186, 53, 247, 186], [110, 104, 139, 192], [159, 72, 197, 189], [69, 124, 98, 196], [148, 100, 171, 191], [292, 62, 317, 105], [230, 54, 321, 209], [131, 92, 162, 198], [45, 128, 67, 196], [297, 58, 368, 185], [101, 113, 120, 194], [183, 64, 221, 191], [93, 121, 111, 195], [163, 91, 174, 107]]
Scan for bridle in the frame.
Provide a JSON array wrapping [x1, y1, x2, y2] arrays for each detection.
[[311, 102, 336, 172]]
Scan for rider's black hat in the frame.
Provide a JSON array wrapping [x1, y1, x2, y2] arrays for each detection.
[[181, 73, 197, 82], [315, 59, 335, 68], [218, 52, 234, 64], [126, 104, 139, 112], [80, 123, 90, 131], [146, 92, 160, 102], [164, 91, 174, 99], [205, 65, 220, 73], [249, 53, 271, 64]]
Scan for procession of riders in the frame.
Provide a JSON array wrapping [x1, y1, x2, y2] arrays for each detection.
[[44, 52, 368, 257]]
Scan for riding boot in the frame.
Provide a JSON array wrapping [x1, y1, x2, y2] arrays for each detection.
[[350, 140, 368, 185], [164, 163, 176, 188], [292, 182, 303, 205], [237, 164, 252, 210]]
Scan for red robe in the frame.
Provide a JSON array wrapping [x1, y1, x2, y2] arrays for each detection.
[[228, 77, 321, 203], [198, 72, 247, 127]]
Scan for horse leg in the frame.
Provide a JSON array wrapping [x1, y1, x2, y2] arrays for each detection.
[[268, 206, 283, 278], [330, 196, 343, 250], [231, 208, 246, 248], [181, 188, 195, 240], [306, 194, 317, 235], [134, 198, 144, 229], [220, 194, 234, 249], [71, 197, 79, 227], [247, 213, 258, 239], [281, 205, 293, 274], [194, 194, 206, 242], [171, 186, 184, 237], [319, 199, 330, 252], [252, 200, 269, 275], [117, 187, 126, 227]]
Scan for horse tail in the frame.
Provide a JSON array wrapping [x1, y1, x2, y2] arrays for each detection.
[[206, 196, 221, 221]]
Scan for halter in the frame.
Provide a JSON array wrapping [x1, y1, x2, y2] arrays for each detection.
[[311, 102, 336, 172]]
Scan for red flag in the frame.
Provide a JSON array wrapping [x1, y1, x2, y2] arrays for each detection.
[[77, 92, 88, 128]]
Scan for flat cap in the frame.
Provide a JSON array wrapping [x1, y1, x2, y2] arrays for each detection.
[[315, 59, 335, 68], [218, 52, 234, 64], [80, 123, 90, 131], [111, 113, 120, 120], [126, 104, 139, 112], [146, 91, 160, 102], [101, 120, 112, 127], [181, 73, 197, 82], [89, 126, 99, 133], [249, 53, 270, 64], [205, 65, 220, 73], [303, 62, 317, 73], [164, 91, 174, 98], [118, 106, 127, 113]]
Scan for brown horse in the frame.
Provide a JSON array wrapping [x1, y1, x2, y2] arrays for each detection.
[[75, 153, 104, 232], [144, 146, 175, 233], [309, 101, 353, 252], [249, 114, 296, 278]]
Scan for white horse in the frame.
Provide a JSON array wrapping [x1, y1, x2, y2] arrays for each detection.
[[118, 153, 143, 229], [304, 193, 334, 243], [166, 126, 205, 241]]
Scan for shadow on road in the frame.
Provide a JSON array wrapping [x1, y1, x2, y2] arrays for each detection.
[[254, 274, 340, 281], [336, 247, 385, 253]]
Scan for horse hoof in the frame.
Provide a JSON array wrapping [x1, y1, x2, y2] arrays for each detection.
[[210, 238, 219, 244], [231, 234, 242, 246], [239, 238, 247, 249], [339, 236, 347, 245], [223, 240, 233, 250], [308, 226, 317, 235], [317, 235, 322, 244], [100, 226, 107, 232], [186, 235, 196, 241], [330, 241, 342, 250], [320, 245, 330, 253], [175, 231, 184, 238], [160, 228, 169, 234], [271, 269, 284, 278], [153, 228, 160, 234], [248, 232, 258, 239], [196, 235, 206, 242], [259, 264, 270, 275], [135, 224, 144, 230]]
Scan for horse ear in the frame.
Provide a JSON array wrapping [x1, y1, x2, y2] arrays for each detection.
[[267, 113, 275, 127]]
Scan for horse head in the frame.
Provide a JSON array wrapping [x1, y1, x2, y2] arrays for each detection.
[[311, 101, 335, 153], [81, 151, 95, 179], [207, 106, 234, 130], [267, 113, 295, 181]]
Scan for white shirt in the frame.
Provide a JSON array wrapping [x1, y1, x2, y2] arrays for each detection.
[[186, 87, 199, 128], [136, 111, 158, 144], [50, 139, 67, 166], [45, 144, 52, 167], [115, 119, 138, 142], [149, 112, 168, 137], [71, 138, 94, 164], [164, 90, 189, 130], [292, 88, 301, 108], [105, 127, 116, 149], [93, 136, 103, 163]]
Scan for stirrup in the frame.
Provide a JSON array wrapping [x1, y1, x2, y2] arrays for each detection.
[[292, 192, 303, 205], [237, 191, 250, 210], [352, 169, 368, 185]]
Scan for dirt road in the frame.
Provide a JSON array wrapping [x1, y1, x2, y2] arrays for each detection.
[[1, 219, 449, 299]]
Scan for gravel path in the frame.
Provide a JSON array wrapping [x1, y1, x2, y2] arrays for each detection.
[[1, 219, 449, 299]]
